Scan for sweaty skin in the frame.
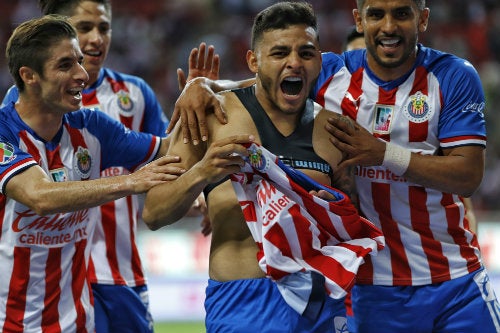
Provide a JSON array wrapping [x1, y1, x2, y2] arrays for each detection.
[[163, 91, 343, 280]]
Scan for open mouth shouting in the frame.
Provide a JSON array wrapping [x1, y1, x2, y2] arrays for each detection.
[[281, 76, 304, 97]]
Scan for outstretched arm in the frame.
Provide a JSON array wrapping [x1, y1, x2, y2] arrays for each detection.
[[5, 154, 184, 216]]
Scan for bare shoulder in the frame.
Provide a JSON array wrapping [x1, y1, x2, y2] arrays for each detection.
[[210, 90, 260, 141], [312, 105, 344, 169], [167, 120, 207, 169]]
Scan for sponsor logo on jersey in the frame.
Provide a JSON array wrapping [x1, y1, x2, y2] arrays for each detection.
[[373, 105, 393, 134], [462, 100, 485, 117], [116, 90, 134, 115], [0, 142, 16, 165], [73, 146, 92, 179], [404, 91, 432, 123], [50, 167, 68, 182], [246, 143, 270, 172]]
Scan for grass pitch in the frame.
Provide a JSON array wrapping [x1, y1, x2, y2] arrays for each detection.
[[154, 321, 205, 333]]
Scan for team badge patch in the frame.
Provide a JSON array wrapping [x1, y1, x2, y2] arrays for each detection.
[[73, 146, 92, 179], [0, 142, 16, 165], [403, 91, 432, 123], [116, 90, 134, 115], [246, 143, 270, 173], [373, 105, 393, 134]]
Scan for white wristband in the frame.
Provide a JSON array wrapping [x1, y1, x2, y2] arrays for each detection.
[[382, 142, 411, 176]]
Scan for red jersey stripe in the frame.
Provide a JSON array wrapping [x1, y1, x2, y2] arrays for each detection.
[[408, 66, 430, 142]]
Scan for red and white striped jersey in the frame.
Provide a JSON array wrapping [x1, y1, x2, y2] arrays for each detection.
[[82, 68, 167, 287], [0, 104, 160, 332], [313, 45, 487, 286], [2, 68, 168, 287], [230, 143, 384, 314]]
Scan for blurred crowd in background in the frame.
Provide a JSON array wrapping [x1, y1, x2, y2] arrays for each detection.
[[1, 0, 499, 214]]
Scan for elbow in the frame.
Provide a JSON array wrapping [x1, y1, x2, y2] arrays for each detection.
[[32, 205, 58, 217], [142, 206, 177, 231], [459, 185, 479, 199], [142, 208, 162, 231], [456, 174, 483, 198], [24, 194, 59, 216]]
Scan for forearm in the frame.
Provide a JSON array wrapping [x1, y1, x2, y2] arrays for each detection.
[[12, 174, 136, 216], [331, 165, 359, 208], [404, 154, 482, 196], [142, 168, 208, 230], [211, 78, 255, 92], [386, 145, 484, 197]]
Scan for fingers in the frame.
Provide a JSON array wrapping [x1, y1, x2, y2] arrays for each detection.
[[197, 42, 208, 70], [177, 68, 187, 92], [310, 189, 336, 201], [326, 116, 353, 140], [152, 154, 181, 165], [189, 45, 201, 71], [210, 54, 220, 80], [205, 135, 255, 167], [186, 110, 204, 145], [212, 95, 227, 125], [212, 134, 255, 152], [188, 42, 219, 80], [200, 215, 212, 236], [167, 108, 180, 134]]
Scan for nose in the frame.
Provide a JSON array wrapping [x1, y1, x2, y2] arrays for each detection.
[[87, 27, 103, 45], [380, 14, 398, 34], [287, 52, 302, 69], [76, 62, 89, 84]]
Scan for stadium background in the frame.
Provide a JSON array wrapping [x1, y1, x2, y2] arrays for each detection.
[[1, 1, 499, 331]]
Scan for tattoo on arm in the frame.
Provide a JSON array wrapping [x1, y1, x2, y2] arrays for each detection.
[[338, 114, 355, 130], [331, 165, 359, 209]]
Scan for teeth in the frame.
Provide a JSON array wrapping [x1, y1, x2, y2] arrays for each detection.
[[381, 39, 399, 46], [284, 77, 302, 82], [68, 88, 82, 95], [85, 51, 100, 56]]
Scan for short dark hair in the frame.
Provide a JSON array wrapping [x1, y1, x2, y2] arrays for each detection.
[[38, 0, 111, 16], [346, 26, 363, 45], [6, 15, 78, 91], [251, 1, 318, 50], [356, 0, 425, 10]]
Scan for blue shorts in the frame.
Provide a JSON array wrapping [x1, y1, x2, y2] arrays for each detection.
[[205, 278, 348, 333], [92, 284, 154, 333], [348, 267, 500, 333]]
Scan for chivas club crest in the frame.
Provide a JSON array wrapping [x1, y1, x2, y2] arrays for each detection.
[[246, 144, 270, 172], [116, 90, 134, 115], [0, 142, 16, 165], [404, 91, 432, 123], [73, 146, 92, 179]]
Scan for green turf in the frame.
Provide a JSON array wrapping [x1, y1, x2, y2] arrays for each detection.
[[154, 321, 205, 333]]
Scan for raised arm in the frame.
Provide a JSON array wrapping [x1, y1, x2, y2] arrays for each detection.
[[168, 42, 255, 144], [176, 42, 220, 92], [5, 154, 184, 216]]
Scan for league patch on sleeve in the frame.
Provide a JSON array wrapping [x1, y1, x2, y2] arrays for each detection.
[[0, 142, 16, 165]]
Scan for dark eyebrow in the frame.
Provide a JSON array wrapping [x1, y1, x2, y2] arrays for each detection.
[[269, 44, 317, 51], [269, 45, 290, 51]]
